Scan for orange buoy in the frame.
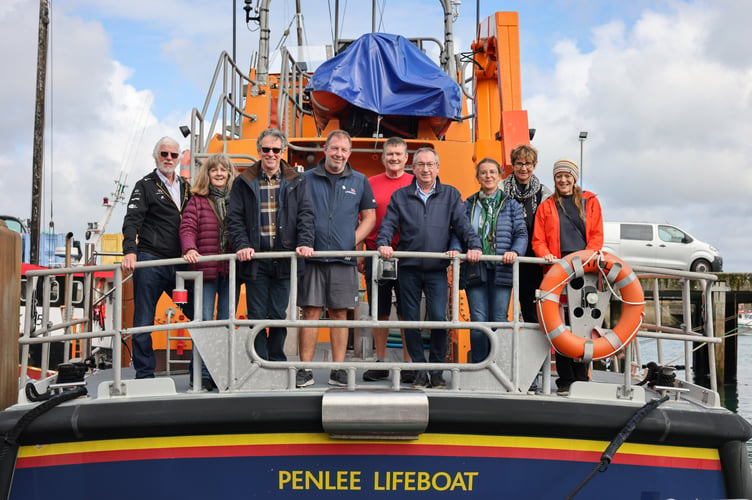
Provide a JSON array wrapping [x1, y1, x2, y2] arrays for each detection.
[[536, 250, 644, 362], [179, 149, 191, 182]]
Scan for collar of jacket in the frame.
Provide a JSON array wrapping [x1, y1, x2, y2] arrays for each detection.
[[147, 168, 189, 205], [410, 175, 444, 195], [467, 189, 509, 205], [312, 159, 353, 178], [240, 159, 299, 184]]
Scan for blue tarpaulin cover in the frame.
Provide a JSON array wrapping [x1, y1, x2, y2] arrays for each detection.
[[309, 33, 462, 119]]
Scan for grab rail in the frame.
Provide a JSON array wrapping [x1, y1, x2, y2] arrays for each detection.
[[19, 251, 721, 395]]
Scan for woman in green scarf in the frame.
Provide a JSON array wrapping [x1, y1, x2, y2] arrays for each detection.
[[462, 158, 528, 363]]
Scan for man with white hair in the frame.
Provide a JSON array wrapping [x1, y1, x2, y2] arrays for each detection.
[[122, 136, 191, 379]]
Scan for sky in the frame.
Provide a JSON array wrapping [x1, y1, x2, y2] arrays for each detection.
[[1, 0, 751, 271]]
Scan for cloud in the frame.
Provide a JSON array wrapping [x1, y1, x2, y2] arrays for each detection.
[[524, 1, 752, 270], [2, 0, 749, 274], [0, 1, 177, 247]]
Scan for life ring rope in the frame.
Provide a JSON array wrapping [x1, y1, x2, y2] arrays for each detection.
[[536, 250, 646, 362]]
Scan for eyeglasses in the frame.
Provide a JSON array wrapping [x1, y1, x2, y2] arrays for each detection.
[[413, 162, 438, 169], [160, 151, 180, 159], [261, 147, 282, 154], [513, 162, 535, 169]]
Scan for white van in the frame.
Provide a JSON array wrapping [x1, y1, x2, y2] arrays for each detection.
[[602, 222, 722, 273]]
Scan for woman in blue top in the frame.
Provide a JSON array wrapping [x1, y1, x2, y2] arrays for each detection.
[[463, 158, 528, 363]]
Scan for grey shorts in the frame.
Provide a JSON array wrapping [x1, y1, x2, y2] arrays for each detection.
[[297, 261, 359, 309]]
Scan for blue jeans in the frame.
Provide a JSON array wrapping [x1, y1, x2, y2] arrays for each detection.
[[190, 273, 234, 381], [465, 277, 512, 363], [131, 251, 187, 379], [246, 260, 291, 361], [398, 268, 448, 371]]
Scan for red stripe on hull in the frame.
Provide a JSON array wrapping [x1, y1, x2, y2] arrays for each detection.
[[17, 442, 721, 471]]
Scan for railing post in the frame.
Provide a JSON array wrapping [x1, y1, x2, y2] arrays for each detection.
[[20, 277, 35, 389], [708, 280, 723, 392], [228, 257, 237, 391], [450, 256, 460, 323], [40, 276, 51, 378], [653, 278, 663, 364], [511, 259, 520, 389], [681, 278, 693, 382], [176, 271, 204, 392], [369, 253, 379, 320], [111, 265, 123, 395]]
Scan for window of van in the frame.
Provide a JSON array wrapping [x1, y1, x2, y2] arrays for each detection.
[[621, 224, 652, 241], [658, 225, 690, 244]]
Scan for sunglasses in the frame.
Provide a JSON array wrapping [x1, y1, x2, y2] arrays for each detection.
[[160, 151, 180, 159], [261, 147, 282, 154]]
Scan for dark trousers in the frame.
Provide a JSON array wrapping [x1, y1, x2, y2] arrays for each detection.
[[246, 260, 291, 361], [131, 251, 190, 378], [519, 262, 543, 323], [555, 352, 590, 389], [399, 268, 448, 373]]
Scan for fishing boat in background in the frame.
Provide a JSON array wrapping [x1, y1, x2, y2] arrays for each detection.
[[2, 2, 750, 499]]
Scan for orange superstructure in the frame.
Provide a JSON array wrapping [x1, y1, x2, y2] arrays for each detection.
[[188, 4, 531, 200]]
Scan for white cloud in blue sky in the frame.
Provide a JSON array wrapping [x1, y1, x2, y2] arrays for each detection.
[[1, 0, 751, 270]]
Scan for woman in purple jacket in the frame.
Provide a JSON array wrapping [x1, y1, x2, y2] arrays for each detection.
[[179, 153, 238, 390]]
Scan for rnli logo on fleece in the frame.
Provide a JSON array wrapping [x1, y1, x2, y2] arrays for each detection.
[[342, 186, 358, 196]]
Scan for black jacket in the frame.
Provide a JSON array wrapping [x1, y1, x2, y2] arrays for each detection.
[[227, 160, 315, 280], [122, 169, 190, 258]]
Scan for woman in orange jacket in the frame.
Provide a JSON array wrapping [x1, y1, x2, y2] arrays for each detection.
[[532, 158, 603, 394]]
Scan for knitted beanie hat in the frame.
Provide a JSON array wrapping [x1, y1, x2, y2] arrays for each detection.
[[552, 158, 579, 181]]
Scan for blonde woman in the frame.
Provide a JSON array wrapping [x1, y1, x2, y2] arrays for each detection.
[[179, 153, 238, 390]]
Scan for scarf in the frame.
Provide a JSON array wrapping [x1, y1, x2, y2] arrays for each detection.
[[503, 174, 541, 222], [477, 190, 502, 256], [208, 185, 230, 251]]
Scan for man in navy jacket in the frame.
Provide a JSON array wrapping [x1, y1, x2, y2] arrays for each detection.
[[377, 147, 481, 389], [296, 130, 376, 388]]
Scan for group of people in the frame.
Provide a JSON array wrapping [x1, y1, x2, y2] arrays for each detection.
[[121, 129, 603, 394]]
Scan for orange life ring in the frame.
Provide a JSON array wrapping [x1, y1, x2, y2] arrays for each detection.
[[537, 250, 644, 362]]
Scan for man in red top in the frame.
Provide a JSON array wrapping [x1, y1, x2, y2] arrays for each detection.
[[358, 137, 414, 382]]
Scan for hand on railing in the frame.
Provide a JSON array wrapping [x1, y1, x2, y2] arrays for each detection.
[[236, 248, 255, 261], [183, 249, 200, 264], [121, 253, 137, 273], [465, 249, 482, 263], [296, 246, 314, 258], [378, 246, 394, 259], [501, 251, 518, 264]]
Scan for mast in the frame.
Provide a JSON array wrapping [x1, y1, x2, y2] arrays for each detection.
[[295, 0, 303, 46], [30, 0, 50, 265]]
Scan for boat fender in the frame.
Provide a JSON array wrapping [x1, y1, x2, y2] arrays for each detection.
[[537, 250, 645, 362]]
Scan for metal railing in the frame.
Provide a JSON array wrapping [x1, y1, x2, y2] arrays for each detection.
[[19, 250, 722, 397], [188, 51, 257, 176]]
